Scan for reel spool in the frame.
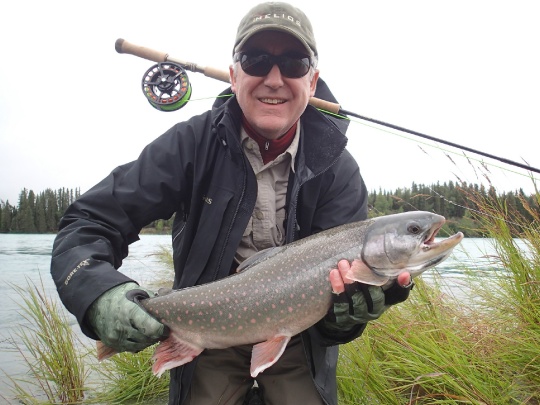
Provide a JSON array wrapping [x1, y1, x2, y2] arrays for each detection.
[[142, 62, 192, 112]]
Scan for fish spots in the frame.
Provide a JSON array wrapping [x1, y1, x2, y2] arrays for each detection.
[[210, 318, 215, 323], [288, 307, 293, 313], [250, 319, 257, 324]]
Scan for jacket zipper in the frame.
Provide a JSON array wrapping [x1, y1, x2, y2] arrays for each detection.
[[172, 223, 186, 243], [212, 132, 249, 281]]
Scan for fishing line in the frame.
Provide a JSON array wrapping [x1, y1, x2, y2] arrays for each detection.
[[426, 186, 538, 233], [319, 107, 540, 182], [115, 38, 539, 179], [339, 108, 540, 175], [378, 184, 536, 235], [179, 92, 539, 186], [178, 90, 540, 181]]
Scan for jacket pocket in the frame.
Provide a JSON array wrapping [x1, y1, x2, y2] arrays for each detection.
[[179, 187, 235, 287]]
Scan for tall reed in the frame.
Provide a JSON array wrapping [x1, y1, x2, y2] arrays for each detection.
[[337, 187, 540, 404], [4, 276, 88, 404], [90, 347, 169, 404]]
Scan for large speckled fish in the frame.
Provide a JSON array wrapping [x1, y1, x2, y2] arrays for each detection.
[[97, 211, 463, 377]]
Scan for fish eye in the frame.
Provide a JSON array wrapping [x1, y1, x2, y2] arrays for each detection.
[[407, 223, 421, 234]]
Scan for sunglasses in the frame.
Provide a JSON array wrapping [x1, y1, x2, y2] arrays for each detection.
[[234, 51, 312, 78]]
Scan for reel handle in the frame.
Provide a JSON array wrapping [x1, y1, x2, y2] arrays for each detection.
[[115, 38, 168, 63], [115, 38, 341, 114]]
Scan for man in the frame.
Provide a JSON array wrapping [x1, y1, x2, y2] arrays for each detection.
[[50, 2, 412, 405]]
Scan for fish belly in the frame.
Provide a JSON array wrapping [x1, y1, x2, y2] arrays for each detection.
[[141, 259, 336, 376]]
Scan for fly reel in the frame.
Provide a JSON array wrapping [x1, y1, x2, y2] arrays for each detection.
[[142, 62, 192, 112]]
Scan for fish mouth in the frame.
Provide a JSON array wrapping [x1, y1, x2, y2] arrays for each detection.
[[423, 223, 442, 245], [422, 226, 464, 252], [409, 230, 464, 273]]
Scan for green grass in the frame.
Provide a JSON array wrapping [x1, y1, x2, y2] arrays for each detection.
[[4, 189, 540, 404], [89, 346, 169, 404], [3, 275, 88, 404], [337, 188, 540, 404]]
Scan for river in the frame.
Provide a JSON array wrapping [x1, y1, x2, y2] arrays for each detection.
[[0, 233, 508, 398]]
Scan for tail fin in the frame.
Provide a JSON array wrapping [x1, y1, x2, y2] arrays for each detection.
[[96, 340, 118, 361]]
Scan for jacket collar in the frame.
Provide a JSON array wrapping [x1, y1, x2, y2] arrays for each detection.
[[211, 88, 349, 177]]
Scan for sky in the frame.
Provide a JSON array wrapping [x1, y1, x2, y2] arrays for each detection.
[[1, 1, 539, 205]]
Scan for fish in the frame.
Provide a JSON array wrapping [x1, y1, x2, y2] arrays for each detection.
[[97, 211, 463, 378]]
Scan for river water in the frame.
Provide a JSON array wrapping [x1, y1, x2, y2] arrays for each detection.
[[0, 233, 510, 398]]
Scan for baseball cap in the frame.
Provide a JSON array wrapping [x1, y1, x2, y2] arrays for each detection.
[[233, 2, 318, 59]]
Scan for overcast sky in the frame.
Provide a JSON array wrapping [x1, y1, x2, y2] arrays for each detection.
[[1, 1, 539, 204]]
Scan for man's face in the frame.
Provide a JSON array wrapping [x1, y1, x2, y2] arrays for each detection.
[[230, 31, 319, 140]]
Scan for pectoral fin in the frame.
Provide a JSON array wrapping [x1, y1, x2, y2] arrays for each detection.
[[250, 335, 291, 377], [151, 334, 203, 377], [345, 259, 390, 286]]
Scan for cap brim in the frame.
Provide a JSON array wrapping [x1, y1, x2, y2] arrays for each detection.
[[234, 25, 315, 58]]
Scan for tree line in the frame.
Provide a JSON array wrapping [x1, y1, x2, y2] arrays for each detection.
[[367, 181, 537, 237], [0, 188, 80, 233], [1, 181, 537, 236]]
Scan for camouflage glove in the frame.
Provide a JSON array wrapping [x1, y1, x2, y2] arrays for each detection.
[[86, 282, 165, 353], [321, 281, 412, 333]]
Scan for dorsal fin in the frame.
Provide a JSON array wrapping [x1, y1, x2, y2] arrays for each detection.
[[236, 246, 286, 273]]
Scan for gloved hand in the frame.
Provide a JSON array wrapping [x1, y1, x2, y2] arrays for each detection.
[[322, 283, 387, 332], [86, 282, 166, 353], [320, 260, 413, 334]]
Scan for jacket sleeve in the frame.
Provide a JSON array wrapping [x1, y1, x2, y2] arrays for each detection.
[[303, 149, 370, 346], [50, 123, 197, 339]]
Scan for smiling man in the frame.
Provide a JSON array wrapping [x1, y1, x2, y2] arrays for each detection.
[[51, 2, 412, 405], [231, 30, 318, 141]]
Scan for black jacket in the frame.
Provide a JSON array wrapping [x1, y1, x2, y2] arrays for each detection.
[[51, 79, 368, 405]]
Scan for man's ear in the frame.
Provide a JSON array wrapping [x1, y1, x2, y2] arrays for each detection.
[[310, 70, 319, 97], [229, 66, 237, 93]]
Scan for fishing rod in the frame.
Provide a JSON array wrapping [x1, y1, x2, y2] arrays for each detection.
[[115, 38, 540, 176]]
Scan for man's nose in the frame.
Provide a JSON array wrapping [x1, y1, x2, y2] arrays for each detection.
[[263, 64, 284, 88]]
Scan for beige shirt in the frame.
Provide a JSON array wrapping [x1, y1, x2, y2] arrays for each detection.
[[234, 122, 300, 266]]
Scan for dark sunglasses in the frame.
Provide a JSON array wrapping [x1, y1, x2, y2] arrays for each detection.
[[234, 51, 312, 78]]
